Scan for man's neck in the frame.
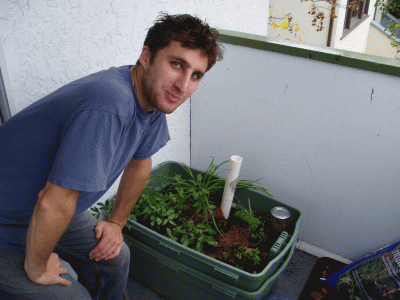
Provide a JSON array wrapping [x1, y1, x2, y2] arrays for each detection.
[[130, 66, 152, 113]]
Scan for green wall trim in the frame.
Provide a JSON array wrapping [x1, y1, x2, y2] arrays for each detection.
[[218, 29, 400, 77]]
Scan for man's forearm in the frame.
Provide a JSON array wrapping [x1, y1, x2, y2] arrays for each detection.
[[108, 157, 152, 227], [25, 182, 78, 277]]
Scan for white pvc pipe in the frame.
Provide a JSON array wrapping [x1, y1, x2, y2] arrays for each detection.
[[220, 155, 243, 219]]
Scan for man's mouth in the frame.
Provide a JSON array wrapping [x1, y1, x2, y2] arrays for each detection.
[[165, 91, 182, 103]]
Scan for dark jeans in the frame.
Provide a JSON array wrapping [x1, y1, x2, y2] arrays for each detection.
[[0, 210, 130, 299]]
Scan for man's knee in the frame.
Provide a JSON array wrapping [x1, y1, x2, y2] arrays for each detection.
[[102, 242, 130, 275], [0, 275, 91, 300], [114, 242, 130, 271]]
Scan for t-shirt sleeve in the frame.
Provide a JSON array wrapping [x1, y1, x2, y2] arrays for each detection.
[[48, 110, 124, 192], [132, 112, 170, 160]]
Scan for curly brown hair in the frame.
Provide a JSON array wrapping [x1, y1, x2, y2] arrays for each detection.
[[139, 13, 224, 72]]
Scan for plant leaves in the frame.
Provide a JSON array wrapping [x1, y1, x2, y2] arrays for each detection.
[[181, 235, 190, 247], [166, 228, 172, 237]]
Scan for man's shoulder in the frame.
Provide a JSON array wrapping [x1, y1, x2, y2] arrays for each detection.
[[78, 66, 135, 119], [82, 66, 132, 95]]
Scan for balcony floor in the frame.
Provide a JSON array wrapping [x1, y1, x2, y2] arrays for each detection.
[[125, 248, 319, 300]]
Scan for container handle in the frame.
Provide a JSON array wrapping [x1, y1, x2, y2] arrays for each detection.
[[213, 267, 239, 281], [159, 242, 181, 255], [268, 231, 290, 260]]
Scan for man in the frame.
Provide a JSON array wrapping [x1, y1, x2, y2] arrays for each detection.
[[0, 13, 224, 299]]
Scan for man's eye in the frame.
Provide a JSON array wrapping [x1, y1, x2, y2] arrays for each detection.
[[172, 61, 181, 68]]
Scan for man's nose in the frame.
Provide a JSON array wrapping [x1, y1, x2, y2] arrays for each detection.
[[174, 73, 191, 94]]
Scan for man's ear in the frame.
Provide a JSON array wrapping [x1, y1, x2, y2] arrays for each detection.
[[139, 46, 151, 69]]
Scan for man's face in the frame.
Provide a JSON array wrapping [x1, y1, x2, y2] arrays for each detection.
[[139, 41, 209, 114]]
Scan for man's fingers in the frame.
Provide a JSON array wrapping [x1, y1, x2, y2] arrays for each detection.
[[57, 277, 72, 287], [105, 246, 121, 260], [95, 243, 118, 261], [90, 240, 122, 261], [103, 244, 121, 260], [59, 266, 69, 275], [89, 237, 110, 259], [90, 234, 120, 259], [95, 223, 104, 239]]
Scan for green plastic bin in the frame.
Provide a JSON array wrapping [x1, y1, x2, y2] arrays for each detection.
[[125, 161, 303, 291], [125, 234, 297, 300]]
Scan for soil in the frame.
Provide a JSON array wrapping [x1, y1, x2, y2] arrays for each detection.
[[196, 205, 280, 274]]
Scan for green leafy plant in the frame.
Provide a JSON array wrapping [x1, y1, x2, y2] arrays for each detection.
[[168, 221, 218, 252], [164, 159, 227, 236], [387, 0, 400, 19], [234, 200, 262, 234], [238, 247, 262, 266], [139, 193, 180, 227], [231, 246, 262, 270], [92, 158, 278, 273], [90, 198, 114, 219]]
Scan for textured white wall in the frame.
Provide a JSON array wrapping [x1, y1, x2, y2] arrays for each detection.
[[0, 0, 269, 201]]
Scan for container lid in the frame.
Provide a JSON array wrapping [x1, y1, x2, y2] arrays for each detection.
[[271, 207, 291, 220]]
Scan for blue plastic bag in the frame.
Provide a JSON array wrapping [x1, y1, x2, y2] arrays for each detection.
[[324, 241, 400, 299]]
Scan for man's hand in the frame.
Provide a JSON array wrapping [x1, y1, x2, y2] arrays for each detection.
[[88, 157, 152, 262], [89, 221, 124, 261], [25, 253, 71, 286]]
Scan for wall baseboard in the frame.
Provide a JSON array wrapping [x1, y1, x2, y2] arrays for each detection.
[[296, 240, 353, 265]]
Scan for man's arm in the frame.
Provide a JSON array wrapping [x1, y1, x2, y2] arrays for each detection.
[[109, 157, 152, 227], [89, 157, 152, 261], [24, 181, 80, 286]]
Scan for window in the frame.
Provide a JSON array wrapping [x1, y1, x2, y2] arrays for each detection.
[[0, 68, 11, 125], [343, 0, 371, 37]]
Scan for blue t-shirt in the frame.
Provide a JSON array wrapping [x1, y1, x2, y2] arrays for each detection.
[[0, 65, 170, 250]]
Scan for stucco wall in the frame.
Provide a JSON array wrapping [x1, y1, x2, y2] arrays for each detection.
[[0, 0, 270, 202], [366, 22, 399, 59]]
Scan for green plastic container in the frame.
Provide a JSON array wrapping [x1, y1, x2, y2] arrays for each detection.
[[125, 161, 303, 291], [125, 234, 296, 300]]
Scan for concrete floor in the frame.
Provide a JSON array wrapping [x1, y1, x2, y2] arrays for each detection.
[[125, 248, 319, 300]]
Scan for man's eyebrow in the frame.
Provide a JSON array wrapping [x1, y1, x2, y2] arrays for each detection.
[[171, 56, 206, 77]]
